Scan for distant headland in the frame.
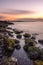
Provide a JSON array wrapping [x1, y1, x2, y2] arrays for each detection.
[[0, 18, 43, 22]]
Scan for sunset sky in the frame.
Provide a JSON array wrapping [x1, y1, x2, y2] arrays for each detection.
[[0, 0, 43, 20]]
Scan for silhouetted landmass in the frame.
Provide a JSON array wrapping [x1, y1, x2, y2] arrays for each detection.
[[0, 21, 14, 25], [0, 18, 43, 22], [13, 18, 43, 22]]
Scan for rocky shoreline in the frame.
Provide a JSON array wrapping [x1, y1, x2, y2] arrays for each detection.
[[0, 21, 43, 65]]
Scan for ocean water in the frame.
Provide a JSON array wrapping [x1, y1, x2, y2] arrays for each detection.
[[10, 22, 43, 39]]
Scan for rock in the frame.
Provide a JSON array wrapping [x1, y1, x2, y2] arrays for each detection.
[[28, 42, 34, 46], [8, 32, 13, 37], [34, 60, 43, 65], [34, 41, 37, 44], [3, 38, 15, 56], [13, 29, 23, 34], [9, 57, 17, 62], [23, 33, 31, 38], [7, 27, 12, 30], [40, 55, 43, 60], [32, 33, 39, 35], [23, 45, 28, 52], [14, 39, 20, 44], [4, 57, 17, 65], [0, 39, 5, 65], [24, 46, 40, 60], [25, 38, 35, 46], [38, 40, 43, 45], [16, 34, 22, 39], [29, 51, 39, 60], [39, 49, 43, 60], [31, 36, 36, 40], [0, 34, 3, 39], [15, 44, 21, 50]]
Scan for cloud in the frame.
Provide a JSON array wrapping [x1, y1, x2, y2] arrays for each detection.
[[0, 9, 35, 15], [0, 16, 5, 19]]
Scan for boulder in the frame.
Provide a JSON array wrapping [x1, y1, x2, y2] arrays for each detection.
[[16, 34, 22, 39], [23, 33, 31, 38], [38, 40, 43, 45]]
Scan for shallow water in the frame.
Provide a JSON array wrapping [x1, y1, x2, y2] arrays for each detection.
[[12, 39, 33, 65]]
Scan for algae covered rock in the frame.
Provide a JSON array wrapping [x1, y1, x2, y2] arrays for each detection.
[[25, 38, 35, 46], [16, 34, 22, 39], [0, 34, 3, 39], [34, 60, 43, 65], [13, 29, 23, 34], [23, 33, 31, 38], [28, 47, 40, 60]]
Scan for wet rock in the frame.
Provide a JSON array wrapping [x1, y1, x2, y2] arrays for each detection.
[[40, 55, 43, 61], [23, 44, 28, 52], [38, 40, 43, 45], [31, 36, 36, 40], [13, 29, 23, 34], [32, 33, 39, 35], [25, 38, 35, 46], [28, 47, 40, 60], [34, 60, 43, 65], [16, 34, 22, 39], [15, 44, 21, 50], [0, 34, 3, 39], [23, 33, 31, 38], [14, 39, 20, 44], [8, 32, 13, 37], [29, 51, 39, 60], [7, 27, 12, 30], [3, 38, 15, 56], [4, 57, 17, 65]]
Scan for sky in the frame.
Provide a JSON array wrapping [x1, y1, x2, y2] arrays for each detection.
[[0, 0, 43, 20]]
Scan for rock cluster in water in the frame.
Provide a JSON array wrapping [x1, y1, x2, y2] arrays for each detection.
[[23, 33, 43, 65], [0, 21, 43, 65]]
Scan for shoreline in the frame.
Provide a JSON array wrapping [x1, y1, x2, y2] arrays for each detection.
[[0, 21, 43, 65]]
